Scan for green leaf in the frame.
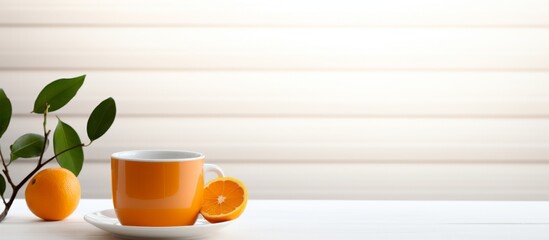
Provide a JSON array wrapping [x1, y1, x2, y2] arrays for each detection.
[[87, 97, 116, 142], [0, 173, 5, 196], [33, 75, 86, 113], [0, 89, 12, 138], [54, 119, 84, 176], [10, 133, 47, 162]]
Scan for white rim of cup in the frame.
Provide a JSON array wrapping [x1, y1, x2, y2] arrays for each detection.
[[111, 150, 205, 162]]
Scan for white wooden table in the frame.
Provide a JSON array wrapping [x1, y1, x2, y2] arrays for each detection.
[[1, 199, 549, 239]]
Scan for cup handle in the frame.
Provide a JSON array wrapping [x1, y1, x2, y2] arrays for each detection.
[[204, 164, 224, 178]]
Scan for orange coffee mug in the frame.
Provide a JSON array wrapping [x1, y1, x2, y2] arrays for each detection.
[[111, 150, 224, 226]]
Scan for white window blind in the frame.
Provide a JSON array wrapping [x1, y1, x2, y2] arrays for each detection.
[[1, 0, 548, 200]]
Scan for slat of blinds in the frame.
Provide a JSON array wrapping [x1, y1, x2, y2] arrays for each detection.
[[1, 28, 548, 70], [1, 0, 548, 27], [5, 117, 549, 162], [214, 162, 549, 200], [9, 161, 549, 199], [3, 71, 549, 117]]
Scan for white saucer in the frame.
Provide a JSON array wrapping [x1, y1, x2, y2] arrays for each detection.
[[84, 209, 233, 239]]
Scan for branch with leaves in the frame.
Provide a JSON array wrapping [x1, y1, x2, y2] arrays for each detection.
[[0, 75, 116, 222]]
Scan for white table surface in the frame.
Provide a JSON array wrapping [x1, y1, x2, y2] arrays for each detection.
[[2, 199, 549, 240]]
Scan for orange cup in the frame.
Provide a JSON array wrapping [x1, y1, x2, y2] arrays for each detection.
[[111, 150, 224, 226]]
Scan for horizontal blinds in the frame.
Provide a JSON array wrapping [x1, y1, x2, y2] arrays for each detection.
[[1, 0, 548, 199]]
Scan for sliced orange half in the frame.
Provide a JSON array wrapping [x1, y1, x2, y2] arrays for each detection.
[[200, 176, 248, 223]]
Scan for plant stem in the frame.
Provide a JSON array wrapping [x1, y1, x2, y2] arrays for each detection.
[[0, 146, 17, 222], [37, 130, 50, 166], [43, 105, 49, 135], [0, 145, 5, 168], [0, 184, 17, 222], [0, 147, 15, 188], [38, 106, 49, 165]]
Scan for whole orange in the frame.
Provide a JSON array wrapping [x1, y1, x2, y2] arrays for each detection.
[[25, 167, 81, 221]]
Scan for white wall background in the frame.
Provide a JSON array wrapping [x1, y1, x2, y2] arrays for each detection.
[[1, 0, 549, 200]]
